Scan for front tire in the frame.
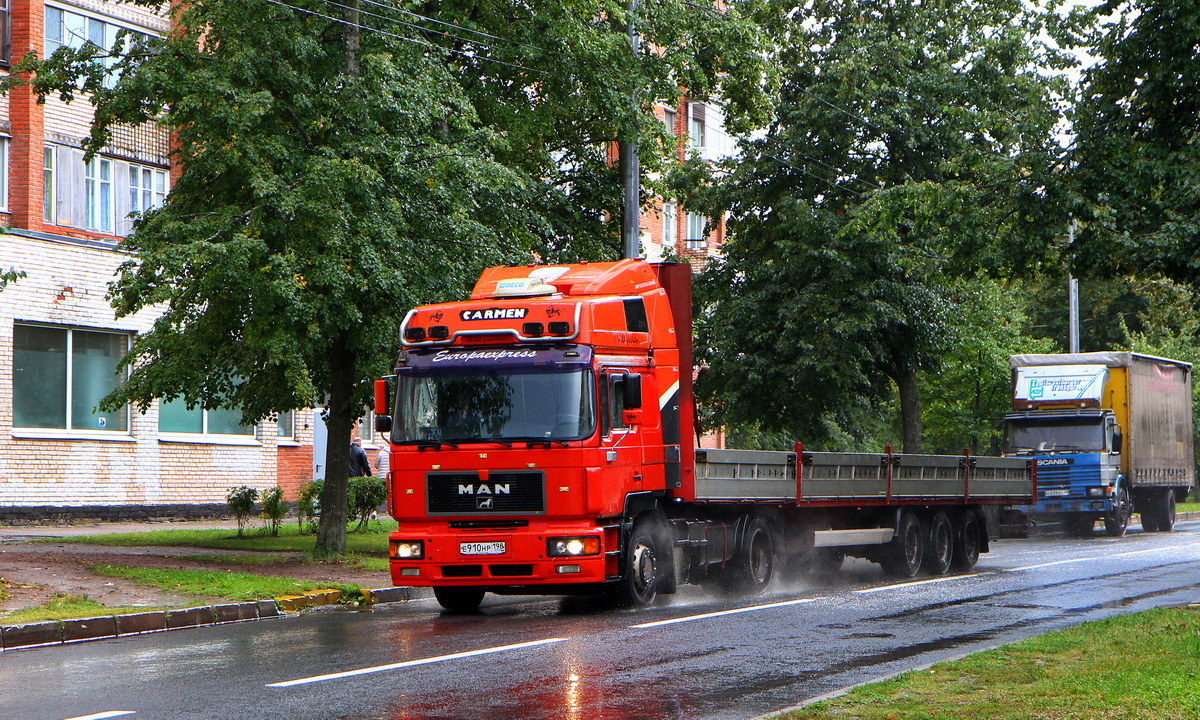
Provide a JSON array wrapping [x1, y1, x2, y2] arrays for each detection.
[[609, 520, 662, 608], [1104, 483, 1130, 537], [433, 587, 485, 613]]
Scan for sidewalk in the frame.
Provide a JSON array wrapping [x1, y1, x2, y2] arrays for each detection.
[[0, 518, 418, 651]]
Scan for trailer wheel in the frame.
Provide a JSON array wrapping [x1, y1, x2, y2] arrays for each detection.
[[609, 520, 662, 608], [1103, 483, 1130, 537], [1139, 490, 1161, 532], [951, 511, 981, 572], [882, 511, 923, 579], [433, 587, 485, 613], [921, 511, 953, 576]]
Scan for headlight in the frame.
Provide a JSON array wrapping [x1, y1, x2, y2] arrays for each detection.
[[391, 540, 424, 559], [547, 536, 601, 557], [1087, 487, 1106, 498]]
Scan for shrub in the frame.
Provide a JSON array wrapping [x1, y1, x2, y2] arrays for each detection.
[[226, 486, 258, 537], [260, 487, 288, 537], [297, 480, 322, 534], [348, 476, 387, 531]]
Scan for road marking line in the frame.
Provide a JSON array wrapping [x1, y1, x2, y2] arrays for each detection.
[[62, 713, 135, 720], [630, 597, 823, 629], [267, 637, 567, 688], [853, 573, 983, 594], [1006, 542, 1200, 572]]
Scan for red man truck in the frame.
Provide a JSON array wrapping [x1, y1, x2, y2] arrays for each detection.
[[374, 260, 1035, 611]]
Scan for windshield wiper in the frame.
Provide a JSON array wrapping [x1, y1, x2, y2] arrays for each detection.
[[398, 439, 459, 450], [507, 436, 572, 448]]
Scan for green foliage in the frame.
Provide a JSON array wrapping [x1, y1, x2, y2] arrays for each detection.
[[0, 593, 171, 625], [225, 486, 258, 537], [348, 476, 387, 531], [1071, 0, 1200, 285], [259, 487, 288, 537], [0, 267, 24, 291], [296, 481, 322, 534], [919, 279, 1055, 455], [696, 0, 1073, 452], [48, 521, 397, 554]]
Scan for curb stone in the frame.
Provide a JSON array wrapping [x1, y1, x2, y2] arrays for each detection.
[[0, 586, 413, 651]]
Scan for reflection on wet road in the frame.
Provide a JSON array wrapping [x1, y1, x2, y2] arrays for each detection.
[[4, 523, 1199, 720]]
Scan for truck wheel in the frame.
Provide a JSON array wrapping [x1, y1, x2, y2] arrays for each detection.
[[882, 511, 923, 579], [1139, 490, 1161, 532], [433, 587, 485, 613], [1158, 489, 1177, 532], [1103, 484, 1130, 537], [609, 520, 662, 608], [714, 517, 775, 596], [921, 512, 953, 576], [951, 511, 981, 572]]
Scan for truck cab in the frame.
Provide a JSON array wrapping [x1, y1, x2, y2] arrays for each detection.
[[1003, 407, 1127, 536], [377, 260, 692, 611]]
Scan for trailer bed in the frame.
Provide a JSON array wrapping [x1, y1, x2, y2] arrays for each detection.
[[694, 448, 1034, 505]]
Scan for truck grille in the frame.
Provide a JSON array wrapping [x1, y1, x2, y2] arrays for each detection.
[[427, 471, 545, 515]]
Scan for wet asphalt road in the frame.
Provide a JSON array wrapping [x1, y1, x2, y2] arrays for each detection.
[[4, 521, 1200, 720]]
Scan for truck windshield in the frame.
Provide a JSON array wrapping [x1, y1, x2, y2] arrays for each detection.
[[394, 367, 596, 443], [1004, 418, 1105, 453]]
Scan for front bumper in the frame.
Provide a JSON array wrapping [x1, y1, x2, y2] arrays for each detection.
[[388, 520, 610, 588]]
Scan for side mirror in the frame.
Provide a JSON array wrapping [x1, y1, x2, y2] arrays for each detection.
[[1112, 431, 1122, 454], [374, 377, 393, 433], [622, 408, 644, 426], [622, 373, 643, 409]]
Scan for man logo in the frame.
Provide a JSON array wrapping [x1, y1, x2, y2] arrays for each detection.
[[476, 497, 494, 510]]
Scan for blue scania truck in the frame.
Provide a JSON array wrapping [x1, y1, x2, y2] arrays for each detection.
[[1003, 352, 1195, 537]]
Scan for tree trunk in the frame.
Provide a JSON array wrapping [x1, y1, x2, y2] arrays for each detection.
[[895, 367, 923, 453], [316, 339, 356, 555]]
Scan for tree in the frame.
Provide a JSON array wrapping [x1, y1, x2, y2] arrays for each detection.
[[10, 0, 776, 553], [1071, 0, 1200, 284], [696, 0, 1073, 451]]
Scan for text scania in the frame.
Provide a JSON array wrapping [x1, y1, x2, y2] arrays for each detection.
[[457, 484, 511, 495], [460, 308, 528, 321]]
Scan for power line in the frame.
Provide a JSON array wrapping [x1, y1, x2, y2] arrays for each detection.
[[356, 0, 546, 53], [315, 0, 546, 56], [261, 0, 542, 74]]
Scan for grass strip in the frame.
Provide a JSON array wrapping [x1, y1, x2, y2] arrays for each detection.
[[89, 564, 363, 603], [0, 593, 176, 624], [778, 606, 1200, 720], [45, 520, 397, 555]]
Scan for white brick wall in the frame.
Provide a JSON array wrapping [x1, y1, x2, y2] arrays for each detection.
[[0, 234, 284, 506]]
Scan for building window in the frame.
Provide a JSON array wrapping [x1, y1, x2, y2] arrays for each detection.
[[12, 324, 130, 431], [129, 164, 167, 215], [159, 398, 254, 435], [43, 147, 55, 223], [663, 203, 677, 247], [685, 212, 706, 250], [0, 0, 10, 67], [662, 107, 677, 136], [85, 157, 113, 233], [277, 410, 294, 440], [688, 103, 706, 148], [46, 5, 151, 88], [0, 137, 8, 211]]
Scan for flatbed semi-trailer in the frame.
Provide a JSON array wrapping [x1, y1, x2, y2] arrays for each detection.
[[375, 260, 1035, 610]]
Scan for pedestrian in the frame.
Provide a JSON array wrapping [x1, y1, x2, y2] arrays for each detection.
[[349, 438, 372, 478], [374, 439, 390, 480]]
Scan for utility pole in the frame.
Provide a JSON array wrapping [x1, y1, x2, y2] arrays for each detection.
[[1067, 220, 1080, 353], [620, 0, 641, 260]]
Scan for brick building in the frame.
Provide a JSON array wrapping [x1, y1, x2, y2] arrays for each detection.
[[0, 0, 341, 519]]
